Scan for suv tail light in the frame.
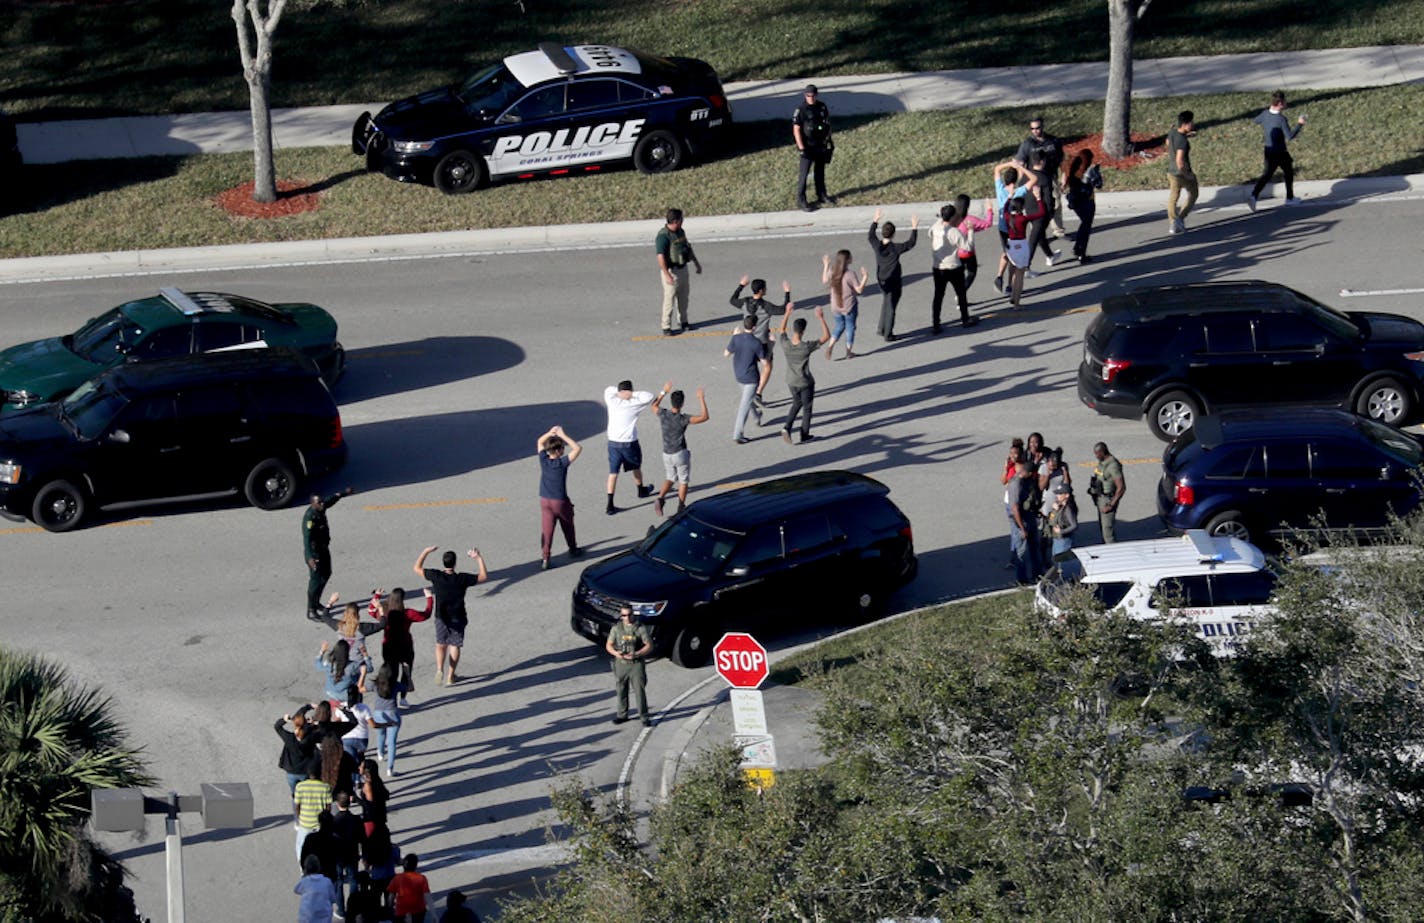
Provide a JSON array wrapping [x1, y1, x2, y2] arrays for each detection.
[[898, 525, 913, 542], [328, 415, 344, 449], [1101, 358, 1131, 384], [708, 93, 728, 112], [1174, 480, 1195, 506]]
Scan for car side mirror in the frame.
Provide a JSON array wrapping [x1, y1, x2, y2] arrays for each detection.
[[108, 429, 130, 444], [726, 565, 750, 577]]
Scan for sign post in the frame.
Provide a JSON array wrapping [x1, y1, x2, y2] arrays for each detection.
[[713, 633, 776, 789]]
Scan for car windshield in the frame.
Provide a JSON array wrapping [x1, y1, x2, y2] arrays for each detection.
[[1357, 415, 1424, 466], [70, 308, 143, 362], [59, 379, 125, 439], [1295, 291, 1361, 340], [455, 64, 525, 117], [639, 515, 743, 577]]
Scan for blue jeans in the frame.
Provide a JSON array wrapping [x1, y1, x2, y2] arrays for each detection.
[[830, 304, 857, 348], [1052, 536, 1074, 557], [374, 712, 401, 771], [284, 770, 305, 797], [1012, 525, 1040, 584], [733, 381, 758, 439]]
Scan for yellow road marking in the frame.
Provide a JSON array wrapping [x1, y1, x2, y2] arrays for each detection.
[[1, 518, 152, 536], [0, 526, 42, 535], [634, 329, 730, 342], [712, 481, 759, 490], [1077, 457, 1158, 467], [364, 498, 507, 511]]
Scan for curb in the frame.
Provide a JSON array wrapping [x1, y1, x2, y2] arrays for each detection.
[[5, 174, 1424, 286]]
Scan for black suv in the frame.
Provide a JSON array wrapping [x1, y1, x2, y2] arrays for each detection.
[[1156, 409, 1424, 545], [1078, 281, 1424, 441], [570, 471, 917, 667], [0, 350, 347, 531]]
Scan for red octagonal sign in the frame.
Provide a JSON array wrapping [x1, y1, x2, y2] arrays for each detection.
[[713, 632, 769, 689]]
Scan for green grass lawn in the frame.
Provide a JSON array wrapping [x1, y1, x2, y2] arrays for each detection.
[[3, 85, 1421, 260], [2, 0, 1423, 117]]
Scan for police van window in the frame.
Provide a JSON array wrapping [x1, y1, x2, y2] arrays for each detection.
[[566, 79, 621, 112], [503, 85, 566, 123], [1211, 570, 1278, 606], [782, 515, 835, 556], [129, 326, 193, 359]]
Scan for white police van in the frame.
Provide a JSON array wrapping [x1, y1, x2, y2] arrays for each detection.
[[353, 42, 734, 193], [1034, 530, 1278, 656]]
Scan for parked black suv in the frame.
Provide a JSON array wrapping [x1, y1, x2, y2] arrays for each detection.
[[570, 471, 917, 667], [0, 350, 347, 531], [1078, 281, 1424, 441], [1156, 409, 1424, 545]]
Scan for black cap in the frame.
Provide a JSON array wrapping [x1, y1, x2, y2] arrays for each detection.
[[804, 84, 818, 95]]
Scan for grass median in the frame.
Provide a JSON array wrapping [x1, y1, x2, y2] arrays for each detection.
[[5, 0, 1423, 117], [3, 85, 1422, 260]]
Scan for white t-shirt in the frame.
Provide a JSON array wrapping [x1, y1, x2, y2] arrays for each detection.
[[605, 386, 655, 443], [341, 702, 374, 743]]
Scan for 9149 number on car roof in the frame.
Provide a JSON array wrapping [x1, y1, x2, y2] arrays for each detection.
[[353, 42, 734, 194]]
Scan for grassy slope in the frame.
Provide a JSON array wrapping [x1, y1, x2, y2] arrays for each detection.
[[2, 0, 1423, 117]]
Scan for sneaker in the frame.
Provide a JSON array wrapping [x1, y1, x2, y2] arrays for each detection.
[[654, 496, 665, 517], [612, 715, 628, 725], [642, 717, 652, 727], [399, 696, 409, 707], [821, 194, 838, 206], [798, 200, 814, 213], [541, 557, 551, 571], [1247, 194, 1258, 212], [306, 608, 323, 622], [1283, 197, 1302, 205], [753, 405, 764, 425], [993, 275, 1004, 293], [568, 545, 585, 559], [1078, 254, 1093, 264], [1168, 220, 1183, 235], [781, 430, 792, 444], [734, 436, 750, 445], [1045, 250, 1062, 266], [661, 328, 673, 337], [637, 484, 655, 499], [386, 767, 397, 778], [1026, 270, 1040, 279], [606, 505, 617, 516], [800, 434, 818, 443], [962, 317, 979, 328]]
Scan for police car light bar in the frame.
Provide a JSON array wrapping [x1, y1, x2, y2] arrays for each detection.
[[159, 287, 207, 316], [1185, 529, 1225, 562], [539, 42, 579, 76]]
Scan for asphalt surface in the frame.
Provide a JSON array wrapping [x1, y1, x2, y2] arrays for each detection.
[[4, 183, 1423, 919]]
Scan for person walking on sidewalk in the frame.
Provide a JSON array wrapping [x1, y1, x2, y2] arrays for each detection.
[[303, 487, 354, 621], [1167, 111, 1198, 234], [1090, 442, 1126, 543], [656, 208, 702, 335], [651, 384, 709, 517], [725, 316, 771, 444], [792, 84, 835, 211], [868, 208, 918, 342], [1015, 115, 1066, 237], [729, 276, 791, 402], [413, 545, 487, 686], [1248, 91, 1306, 209], [535, 425, 584, 570], [778, 304, 831, 444], [1064, 152, 1101, 261], [822, 250, 867, 359], [606, 606, 654, 726], [603, 380, 658, 514]]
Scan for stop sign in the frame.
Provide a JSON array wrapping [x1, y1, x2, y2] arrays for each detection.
[[713, 632, 769, 688]]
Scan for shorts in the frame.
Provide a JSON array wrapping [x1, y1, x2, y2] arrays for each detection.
[[662, 449, 691, 484], [607, 440, 643, 474], [434, 619, 465, 647]]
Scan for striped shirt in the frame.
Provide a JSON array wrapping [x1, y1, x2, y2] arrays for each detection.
[[293, 779, 332, 831]]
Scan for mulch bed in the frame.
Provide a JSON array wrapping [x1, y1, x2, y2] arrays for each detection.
[[1063, 131, 1167, 171], [213, 180, 322, 218]]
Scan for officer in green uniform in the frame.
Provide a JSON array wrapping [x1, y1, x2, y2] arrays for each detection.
[[303, 487, 354, 620], [605, 606, 654, 726], [1090, 442, 1125, 544]]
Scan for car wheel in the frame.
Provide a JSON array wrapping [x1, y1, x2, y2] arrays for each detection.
[[31, 480, 86, 532], [670, 625, 712, 668], [1147, 390, 1200, 442], [633, 130, 684, 175], [433, 150, 487, 194], [1356, 377, 1412, 426], [244, 457, 299, 510], [1205, 511, 1251, 543]]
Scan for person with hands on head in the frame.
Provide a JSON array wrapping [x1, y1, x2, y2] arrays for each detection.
[[369, 586, 432, 706], [729, 275, 791, 403], [303, 486, 355, 622], [316, 638, 368, 708], [777, 302, 832, 444], [413, 545, 487, 687], [868, 207, 919, 341], [650, 382, 710, 517], [725, 316, 771, 444], [535, 424, 584, 570], [606, 606, 655, 727]]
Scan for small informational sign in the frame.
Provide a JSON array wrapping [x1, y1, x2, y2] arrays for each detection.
[[734, 733, 777, 769], [729, 688, 768, 736], [744, 768, 776, 790]]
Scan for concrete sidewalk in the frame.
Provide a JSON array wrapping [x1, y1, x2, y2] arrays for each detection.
[[14, 44, 1424, 165]]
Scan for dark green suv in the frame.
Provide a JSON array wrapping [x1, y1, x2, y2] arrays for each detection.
[[0, 349, 347, 532], [0, 287, 344, 411]]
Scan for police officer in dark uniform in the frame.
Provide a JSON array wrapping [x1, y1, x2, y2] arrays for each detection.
[[303, 487, 354, 620], [792, 85, 836, 212], [605, 606, 654, 726]]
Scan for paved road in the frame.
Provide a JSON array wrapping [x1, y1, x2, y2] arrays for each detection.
[[5, 190, 1422, 919]]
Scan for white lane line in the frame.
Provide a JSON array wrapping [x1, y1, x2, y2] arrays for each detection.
[[1340, 287, 1424, 297]]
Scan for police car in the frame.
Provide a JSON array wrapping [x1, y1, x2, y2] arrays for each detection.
[[1034, 531, 1279, 656], [353, 42, 733, 194]]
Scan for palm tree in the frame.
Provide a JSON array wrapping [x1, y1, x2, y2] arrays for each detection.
[[0, 646, 152, 922]]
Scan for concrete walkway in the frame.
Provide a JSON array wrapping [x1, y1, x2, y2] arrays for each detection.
[[15, 44, 1424, 165]]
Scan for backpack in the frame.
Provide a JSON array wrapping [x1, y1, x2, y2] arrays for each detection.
[[1084, 163, 1104, 190]]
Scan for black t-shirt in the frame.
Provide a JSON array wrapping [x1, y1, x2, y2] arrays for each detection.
[[658, 409, 692, 454], [424, 568, 481, 628]]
